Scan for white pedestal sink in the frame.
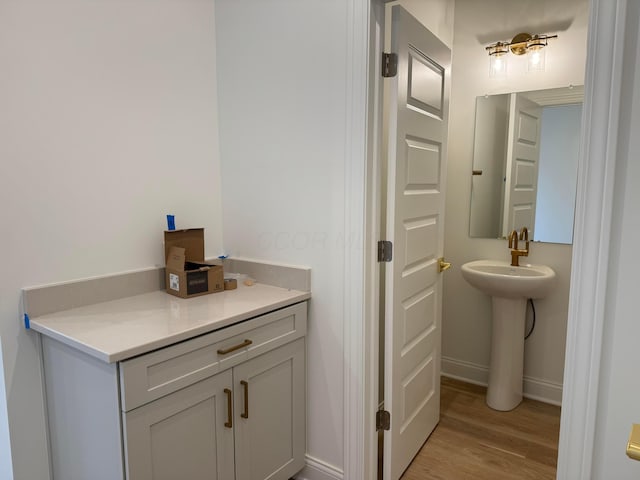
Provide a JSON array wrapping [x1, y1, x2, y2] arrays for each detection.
[[461, 260, 556, 411]]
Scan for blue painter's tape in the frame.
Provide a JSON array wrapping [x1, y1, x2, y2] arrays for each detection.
[[166, 215, 176, 231], [24, 313, 30, 330], [218, 255, 228, 260]]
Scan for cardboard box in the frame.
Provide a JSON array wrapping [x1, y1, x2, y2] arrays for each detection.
[[164, 228, 223, 298]]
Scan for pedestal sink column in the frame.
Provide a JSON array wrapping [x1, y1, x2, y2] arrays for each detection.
[[486, 297, 527, 411], [460, 260, 556, 412]]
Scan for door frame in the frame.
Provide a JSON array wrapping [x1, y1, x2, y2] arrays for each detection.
[[555, 0, 627, 477], [344, 0, 624, 479]]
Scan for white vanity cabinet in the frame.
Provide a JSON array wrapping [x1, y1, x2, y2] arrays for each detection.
[[41, 301, 307, 480], [123, 369, 236, 480], [231, 339, 306, 480]]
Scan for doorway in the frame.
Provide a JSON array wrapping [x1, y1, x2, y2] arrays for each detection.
[[364, 0, 586, 478]]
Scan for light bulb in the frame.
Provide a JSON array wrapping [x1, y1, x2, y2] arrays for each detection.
[[531, 50, 541, 66], [527, 38, 546, 72], [489, 53, 507, 78]]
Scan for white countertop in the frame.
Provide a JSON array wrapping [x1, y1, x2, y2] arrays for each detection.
[[30, 283, 310, 363]]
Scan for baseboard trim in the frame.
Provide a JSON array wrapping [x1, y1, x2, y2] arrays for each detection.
[[522, 376, 563, 406], [441, 356, 563, 406], [441, 356, 489, 385], [294, 455, 344, 480]]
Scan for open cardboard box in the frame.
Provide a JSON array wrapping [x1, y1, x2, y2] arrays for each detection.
[[164, 228, 223, 298]]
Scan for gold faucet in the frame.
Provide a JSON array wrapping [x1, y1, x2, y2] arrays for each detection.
[[508, 227, 530, 266]]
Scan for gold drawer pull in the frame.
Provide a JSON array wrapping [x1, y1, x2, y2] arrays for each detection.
[[224, 388, 232, 428], [240, 380, 249, 419], [217, 339, 253, 355]]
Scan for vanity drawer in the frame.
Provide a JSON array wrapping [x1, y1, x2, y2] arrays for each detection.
[[119, 302, 307, 411]]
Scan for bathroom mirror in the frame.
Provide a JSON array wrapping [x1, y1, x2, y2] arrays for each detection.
[[468, 85, 583, 244]]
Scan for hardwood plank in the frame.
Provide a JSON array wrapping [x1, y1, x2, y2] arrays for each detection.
[[400, 377, 561, 479]]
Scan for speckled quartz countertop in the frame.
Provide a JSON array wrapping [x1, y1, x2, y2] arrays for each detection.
[[30, 283, 310, 363]]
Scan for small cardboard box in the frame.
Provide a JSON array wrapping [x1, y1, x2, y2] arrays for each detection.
[[164, 228, 223, 298]]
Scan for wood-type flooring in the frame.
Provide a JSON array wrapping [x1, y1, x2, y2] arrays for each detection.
[[400, 377, 561, 480]]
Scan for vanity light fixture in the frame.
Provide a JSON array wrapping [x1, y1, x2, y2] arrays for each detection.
[[486, 32, 558, 76]]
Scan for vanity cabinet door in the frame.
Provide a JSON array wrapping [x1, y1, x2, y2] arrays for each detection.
[[233, 338, 306, 480], [123, 369, 235, 480]]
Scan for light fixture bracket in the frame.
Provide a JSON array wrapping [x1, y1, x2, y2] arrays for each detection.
[[510, 33, 533, 55]]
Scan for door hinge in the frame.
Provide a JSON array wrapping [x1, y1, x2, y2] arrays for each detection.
[[376, 409, 391, 431], [378, 241, 393, 262], [382, 53, 398, 78]]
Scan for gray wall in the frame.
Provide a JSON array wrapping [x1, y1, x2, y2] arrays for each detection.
[[535, 104, 582, 243]]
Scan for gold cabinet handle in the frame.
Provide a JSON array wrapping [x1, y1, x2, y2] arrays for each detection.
[[438, 257, 452, 273], [240, 380, 249, 419], [217, 339, 253, 355], [472, 169, 483, 176], [224, 388, 233, 428]]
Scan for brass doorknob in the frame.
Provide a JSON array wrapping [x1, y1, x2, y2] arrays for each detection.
[[438, 257, 452, 273], [627, 424, 640, 460]]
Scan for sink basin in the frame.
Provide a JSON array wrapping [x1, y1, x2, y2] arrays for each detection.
[[461, 259, 556, 299], [460, 259, 556, 411]]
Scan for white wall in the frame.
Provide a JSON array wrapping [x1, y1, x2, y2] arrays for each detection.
[[592, 1, 640, 476], [396, 0, 455, 48], [213, 1, 455, 477], [0, 1, 224, 478], [214, 0, 349, 475], [443, 0, 589, 402], [535, 104, 582, 243]]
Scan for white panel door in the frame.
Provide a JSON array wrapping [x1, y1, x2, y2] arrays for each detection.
[[123, 370, 235, 480], [384, 6, 451, 480], [503, 93, 542, 237], [233, 338, 305, 480]]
